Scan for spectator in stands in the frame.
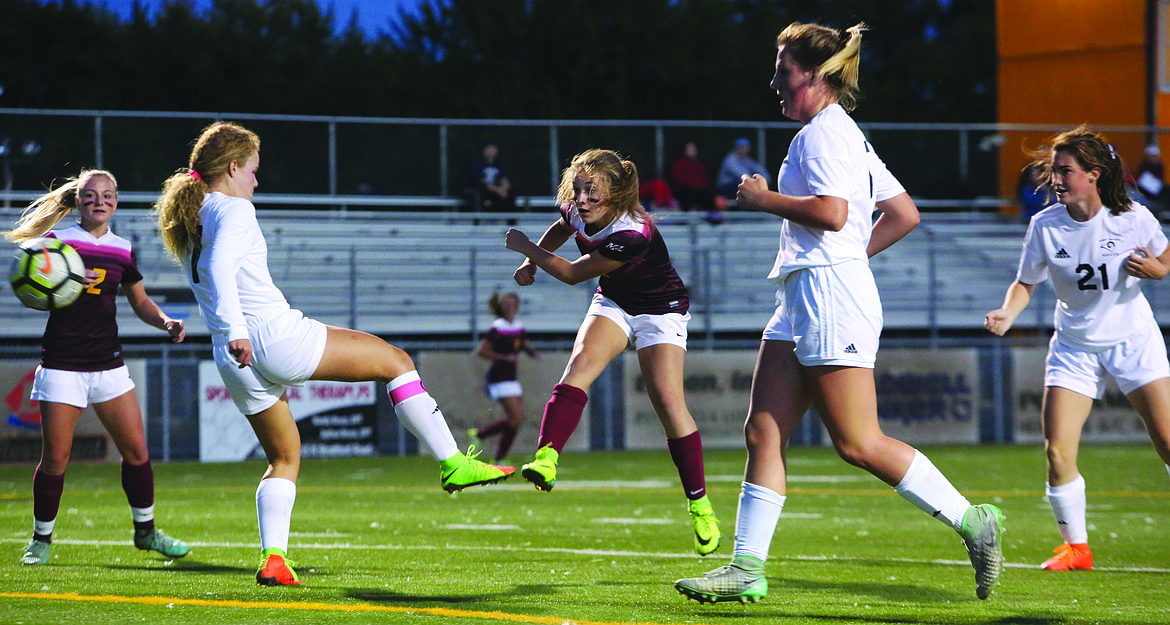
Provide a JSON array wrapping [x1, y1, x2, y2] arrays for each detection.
[[1131, 143, 1165, 217], [1017, 162, 1052, 223], [4, 169, 190, 566], [503, 148, 722, 557], [470, 291, 540, 464], [716, 137, 770, 200], [669, 141, 714, 212], [466, 143, 515, 211], [675, 22, 1004, 605], [985, 125, 1170, 573], [153, 121, 514, 586], [638, 178, 678, 211]]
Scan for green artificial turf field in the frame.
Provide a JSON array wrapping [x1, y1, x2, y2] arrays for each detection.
[[2, 445, 1167, 624]]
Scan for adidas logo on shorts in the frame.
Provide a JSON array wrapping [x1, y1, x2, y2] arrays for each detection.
[[844, 344, 858, 354], [1055, 248, 1070, 259]]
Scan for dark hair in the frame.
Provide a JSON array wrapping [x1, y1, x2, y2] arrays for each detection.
[[488, 291, 519, 318], [776, 22, 865, 112], [1027, 125, 1129, 215]]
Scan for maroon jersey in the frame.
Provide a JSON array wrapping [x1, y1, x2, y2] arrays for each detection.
[[561, 205, 689, 315], [483, 318, 526, 383], [41, 225, 142, 371]]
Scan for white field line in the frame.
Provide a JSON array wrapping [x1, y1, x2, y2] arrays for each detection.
[[2, 537, 1166, 573]]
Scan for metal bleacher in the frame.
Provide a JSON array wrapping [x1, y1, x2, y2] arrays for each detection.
[[5, 207, 1169, 341]]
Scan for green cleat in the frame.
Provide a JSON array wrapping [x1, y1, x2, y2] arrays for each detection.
[[675, 554, 767, 604], [521, 445, 558, 492], [440, 446, 515, 493], [20, 539, 50, 566], [135, 527, 190, 558], [688, 495, 721, 556], [959, 503, 1005, 600]]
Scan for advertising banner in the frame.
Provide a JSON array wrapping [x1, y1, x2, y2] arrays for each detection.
[[199, 361, 377, 462], [624, 348, 980, 450], [417, 350, 583, 456]]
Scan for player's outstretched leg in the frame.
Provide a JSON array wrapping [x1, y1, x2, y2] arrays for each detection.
[[688, 495, 721, 556], [521, 445, 559, 492], [440, 446, 515, 493], [674, 554, 767, 604], [959, 503, 1006, 599]]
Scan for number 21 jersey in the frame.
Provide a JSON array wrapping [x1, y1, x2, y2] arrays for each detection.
[[1017, 202, 1168, 350]]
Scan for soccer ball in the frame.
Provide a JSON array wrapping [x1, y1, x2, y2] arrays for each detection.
[[8, 237, 87, 311]]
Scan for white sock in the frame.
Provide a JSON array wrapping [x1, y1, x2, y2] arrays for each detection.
[[894, 450, 972, 531], [256, 477, 296, 553], [388, 372, 459, 461], [33, 518, 56, 536], [1047, 474, 1088, 544], [732, 481, 786, 562], [1165, 464, 1169, 480], [130, 505, 155, 524]]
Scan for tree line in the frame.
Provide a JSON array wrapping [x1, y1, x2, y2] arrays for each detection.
[[0, 0, 994, 123]]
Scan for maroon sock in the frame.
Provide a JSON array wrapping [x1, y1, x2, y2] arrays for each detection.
[[477, 418, 512, 440], [495, 425, 518, 462], [536, 383, 588, 453], [32, 466, 65, 541], [667, 431, 707, 500], [121, 459, 155, 532]]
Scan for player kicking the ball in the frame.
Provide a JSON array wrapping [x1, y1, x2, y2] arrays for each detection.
[[504, 148, 721, 557], [153, 122, 513, 586]]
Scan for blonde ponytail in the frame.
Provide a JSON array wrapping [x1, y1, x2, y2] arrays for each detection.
[[3, 169, 117, 242]]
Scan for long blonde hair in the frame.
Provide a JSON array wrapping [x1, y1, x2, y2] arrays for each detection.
[[777, 22, 866, 112], [3, 169, 117, 243], [555, 149, 649, 224], [154, 121, 260, 262]]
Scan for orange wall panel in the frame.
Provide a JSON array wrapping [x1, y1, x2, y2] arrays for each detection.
[[997, 0, 1150, 201], [998, 0, 1145, 57]]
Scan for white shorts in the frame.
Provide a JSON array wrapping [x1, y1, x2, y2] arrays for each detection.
[[586, 293, 689, 351], [762, 260, 882, 367], [214, 308, 329, 416], [30, 365, 135, 409], [1045, 326, 1170, 398], [486, 380, 523, 400]]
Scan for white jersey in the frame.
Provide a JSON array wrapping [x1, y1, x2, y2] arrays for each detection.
[[768, 103, 905, 282], [183, 192, 290, 343], [1017, 202, 1168, 350]]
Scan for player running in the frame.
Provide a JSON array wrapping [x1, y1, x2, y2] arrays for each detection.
[[673, 22, 1004, 603], [504, 148, 722, 556], [985, 126, 1170, 571], [470, 291, 540, 464]]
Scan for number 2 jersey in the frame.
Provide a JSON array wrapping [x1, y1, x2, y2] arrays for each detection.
[[483, 318, 526, 383], [42, 224, 143, 371], [1017, 202, 1168, 350], [560, 204, 689, 316]]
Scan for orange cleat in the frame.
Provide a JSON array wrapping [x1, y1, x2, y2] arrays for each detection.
[[256, 550, 302, 585], [1041, 543, 1092, 571]]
